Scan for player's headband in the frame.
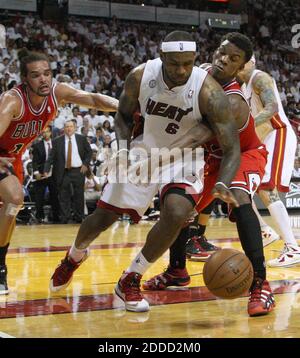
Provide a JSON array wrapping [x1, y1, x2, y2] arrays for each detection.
[[161, 41, 196, 53]]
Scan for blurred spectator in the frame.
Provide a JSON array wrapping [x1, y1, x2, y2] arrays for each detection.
[[72, 106, 84, 128], [102, 120, 115, 139], [90, 126, 104, 148], [90, 148, 102, 175], [84, 108, 102, 129], [32, 126, 60, 223], [99, 111, 115, 128], [84, 167, 102, 215], [44, 120, 92, 224]]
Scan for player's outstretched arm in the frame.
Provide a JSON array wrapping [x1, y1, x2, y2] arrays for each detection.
[[199, 74, 241, 206], [114, 64, 145, 148], [55, 83, 119, 112], [252, 71, 278, 126]]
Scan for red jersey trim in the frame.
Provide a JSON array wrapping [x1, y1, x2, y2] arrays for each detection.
[[97, 200, 141, 223], [271, 113, 286, 129], [224, 89, 248, 104], [222, 79, 236, 88], [9, 88, 25, 121], [160, 183, 201, 206], [259, 126, 287, 192], [238, 113, 250, 132], [25, 87, 48, 115], [51, 83, 59, 113]]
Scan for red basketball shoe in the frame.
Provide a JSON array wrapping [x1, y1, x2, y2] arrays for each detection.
[[186, 235, 221, 261], [115, 272, 149, 312], [49, 249, 90, 292], [143, 266, 191, 290], [248, 277, 275, 317]]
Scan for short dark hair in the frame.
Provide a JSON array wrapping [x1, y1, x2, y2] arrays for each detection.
[[163, 30, 194, 42], [18, 48, 50, 77], [44, 124, 52, 132], [221, 32, 253, 63]]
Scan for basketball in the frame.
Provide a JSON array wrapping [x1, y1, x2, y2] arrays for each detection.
[[203, 248, 254, 299]]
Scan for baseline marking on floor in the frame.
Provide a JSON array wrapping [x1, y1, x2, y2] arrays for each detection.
[[0, 331, 15, 338]]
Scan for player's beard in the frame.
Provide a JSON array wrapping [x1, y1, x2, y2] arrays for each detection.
[[163, 67, 188, 88], [26, 81, 51, 97]]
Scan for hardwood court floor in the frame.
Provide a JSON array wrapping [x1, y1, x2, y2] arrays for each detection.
[[1, 216, 300, 338]]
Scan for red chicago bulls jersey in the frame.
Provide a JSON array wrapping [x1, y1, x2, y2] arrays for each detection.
[[0, 83, 58, 181], [203, 73, 263, 159]]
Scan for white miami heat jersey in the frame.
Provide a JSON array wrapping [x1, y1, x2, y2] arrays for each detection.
[[138, 58, 208, 149], [242, 69, 291, 129]]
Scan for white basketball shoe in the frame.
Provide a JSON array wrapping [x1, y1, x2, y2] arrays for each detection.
[[261, 226, 280, 247], [268, 244, 300, 267]]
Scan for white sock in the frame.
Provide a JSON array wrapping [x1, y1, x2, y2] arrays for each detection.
[[69, 243, 87, 263], [126, 252, 152, 275], [268, 201, 298, 246], [252, 201, 268, 228]]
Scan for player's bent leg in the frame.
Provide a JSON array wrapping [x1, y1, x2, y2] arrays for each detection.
[[0, 176, 24, 295], [186, 200, 221, 261], [231, 189, 275, 316], [75, 207, 120, 249], [186, 216, 221, 261], [50, 208, 120, 292], [0, 175, 24, 246], [141, 193, 195, 262], [116, 192, 195, 312]]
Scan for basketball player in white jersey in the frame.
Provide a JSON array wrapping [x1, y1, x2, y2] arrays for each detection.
[[49, 31, 241, 312], [237, 57, 300, 267]]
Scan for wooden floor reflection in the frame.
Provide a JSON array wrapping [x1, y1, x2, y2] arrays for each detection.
[[1, 216, 300, 338]]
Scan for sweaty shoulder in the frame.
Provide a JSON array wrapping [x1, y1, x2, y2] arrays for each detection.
[[126, 63, 146, 88], [0, 90, 23, 119], [123, 63, 146, 98]]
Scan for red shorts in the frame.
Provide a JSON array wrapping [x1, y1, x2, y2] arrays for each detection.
[[195, 147, 268, 213]]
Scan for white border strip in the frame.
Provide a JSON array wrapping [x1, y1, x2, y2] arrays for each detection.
[[0, 331, 15, 338]]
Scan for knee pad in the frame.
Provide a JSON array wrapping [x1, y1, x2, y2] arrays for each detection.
[[5, 203, 23, 216]]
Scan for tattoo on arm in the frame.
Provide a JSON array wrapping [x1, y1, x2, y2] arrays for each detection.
[[228, 94, 249, 129], [201, 77, 241, 186], [253, 73, 278, 126]]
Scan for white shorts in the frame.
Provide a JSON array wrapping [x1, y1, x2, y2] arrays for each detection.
[[98, 159, 204, 223], [260, 125, 297, 192]]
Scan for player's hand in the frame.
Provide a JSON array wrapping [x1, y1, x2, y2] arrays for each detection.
[[212, 182, 239, 207], [0, 157, 15, 174]]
